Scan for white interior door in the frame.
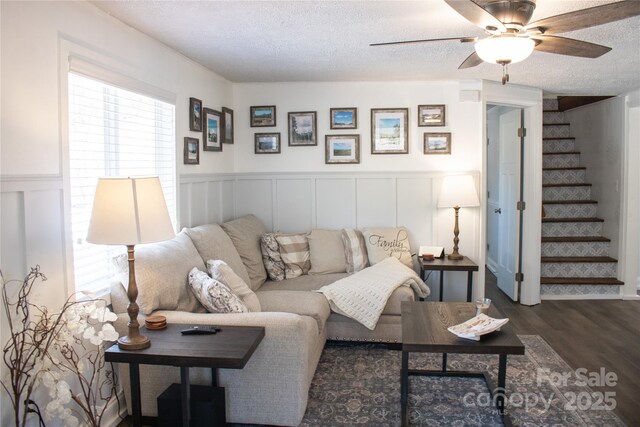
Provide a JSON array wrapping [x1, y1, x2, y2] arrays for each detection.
[[496, 108, 521, 300]]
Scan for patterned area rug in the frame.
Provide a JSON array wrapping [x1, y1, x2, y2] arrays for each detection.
[[294, 335, 624, 426]]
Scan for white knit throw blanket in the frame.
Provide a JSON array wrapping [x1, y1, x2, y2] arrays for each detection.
[[316, 257, 430, 330]]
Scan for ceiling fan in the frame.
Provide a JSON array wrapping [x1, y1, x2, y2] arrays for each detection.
[[371, 0, 640, 84]]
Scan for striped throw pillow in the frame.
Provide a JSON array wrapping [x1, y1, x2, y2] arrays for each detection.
[[275, 233, 311, 279], [341, 228, 369, 273]]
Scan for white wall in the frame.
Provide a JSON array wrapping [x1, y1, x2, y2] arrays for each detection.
[[1, 2, 232, 425], [233, 81, 481, 173], [566, 98, 624, 258]]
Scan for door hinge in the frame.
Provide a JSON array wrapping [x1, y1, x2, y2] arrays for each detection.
[[515, 272, 524, 282], [487, 243, 490, 251], [517, 201, 526, 211], [518, 127, 526, 138], [487, 190, 490, 198], [487, 138, 490, 146]]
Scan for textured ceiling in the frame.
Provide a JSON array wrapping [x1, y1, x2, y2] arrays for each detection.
[[91, 0, 640, 95]]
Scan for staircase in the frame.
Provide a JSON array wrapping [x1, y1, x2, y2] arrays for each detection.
[[540, 98, 623, 297]]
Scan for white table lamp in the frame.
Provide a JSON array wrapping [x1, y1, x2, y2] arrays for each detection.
[[438, 175, 480, 260], [87, 177, 175, 350]]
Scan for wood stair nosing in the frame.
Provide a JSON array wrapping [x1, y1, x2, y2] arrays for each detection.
[[543, 123, 571, 126], [543, 167, 586, 171], [542, 236, 611, 243], [543, 151, 580, 155], [543, 137, 575, 140], [541, 256, 618, 263], [542, 217, 604, 223], [543, 183, 591, 188], [543, 109, 561, 112], [543, 200, 597, 205], [540, 277, 624, 286]]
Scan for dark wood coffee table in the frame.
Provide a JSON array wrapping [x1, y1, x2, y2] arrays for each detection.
[[105, 324, 265, 427], [400, 302, 524, 426]]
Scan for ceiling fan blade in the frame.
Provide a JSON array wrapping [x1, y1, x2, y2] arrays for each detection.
[[526, 0, 640, 35], [444, 0, 506, 32], [532, 35, 612, 58], [458, 51, 484, 69], [370, 37, 477, 47]]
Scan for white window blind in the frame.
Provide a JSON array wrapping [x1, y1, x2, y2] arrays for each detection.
[[68, 72, 176, 292]]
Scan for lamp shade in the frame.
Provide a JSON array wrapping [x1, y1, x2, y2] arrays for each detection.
[[86, 177, 175, 245], [475, 35, 535, 65], [438, 175, 480, 208]]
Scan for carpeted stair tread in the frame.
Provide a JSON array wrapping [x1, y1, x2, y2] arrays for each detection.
[[543, 167, 586, 171], [543, 123, 571, 126], [543, 137, 575, 140], [542, 236, 610, 242], [543, 200, 597, 204], [542, 217, 604, 223], [540, 277, 623, 285], [543, 183, 591, 187], [541, 256, 617, 263]]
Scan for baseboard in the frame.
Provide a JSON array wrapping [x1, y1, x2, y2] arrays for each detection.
[[622, 294, 640, 301], [103, 389, 128, 427], [541, 294, 622, 300], [485, 259, 497, 274]]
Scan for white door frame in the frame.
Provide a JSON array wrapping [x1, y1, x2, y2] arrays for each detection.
[[480, 81, 543, 306]]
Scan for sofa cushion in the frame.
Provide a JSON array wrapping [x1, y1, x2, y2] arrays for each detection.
[[260, 233, 285, 281], [307, 229, 347, 275], [255, 290, 330, 334], [113, 231, 204, 315], [221, 214, 268, 291], [275, 234, 311, 279], [341, 228, 369, 273], [188, 268, 248, 313], [207, 260, 261, 312], [184, 224, 252, 287], [260, 273, 350, 292], [362, 227, 413, 268]]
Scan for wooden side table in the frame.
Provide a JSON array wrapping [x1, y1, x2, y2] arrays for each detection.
[[105, 324, 265, 427], [419, 256, 479, 302]]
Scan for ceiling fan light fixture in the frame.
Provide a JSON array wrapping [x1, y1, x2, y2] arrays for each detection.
[[475, 35, 535, 64]]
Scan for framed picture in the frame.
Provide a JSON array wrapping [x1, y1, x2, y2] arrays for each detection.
[[202, 108, 222, 152], [255, 132, 281, 154], [189, 97, 202, 131], [184, 137, 199, 164], [370, 108, 409, 154], [250, 105, 276, 127], [325, 135, 360, 164], [221, 107, 234, 144], [330, 107, 357, 129], [288, 111, 317, 146], [418, 104, 445, 127], [423, 132, 452, 155]]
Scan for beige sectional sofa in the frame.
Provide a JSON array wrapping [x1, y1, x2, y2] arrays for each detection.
[[110, 215, 422, 426]]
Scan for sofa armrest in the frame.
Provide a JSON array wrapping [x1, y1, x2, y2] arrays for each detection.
[[113, 310, 321, 426]]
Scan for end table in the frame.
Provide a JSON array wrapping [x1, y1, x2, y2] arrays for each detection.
[[419, 256, 479, 302], [105, 324, 264, 427]]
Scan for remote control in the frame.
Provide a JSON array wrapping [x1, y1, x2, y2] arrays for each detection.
[[180, 326, 220, 335]]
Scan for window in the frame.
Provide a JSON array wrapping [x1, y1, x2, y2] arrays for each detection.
[[68, 72, 176, 292]]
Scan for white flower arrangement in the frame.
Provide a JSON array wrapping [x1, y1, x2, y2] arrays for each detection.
[[1, 266, 121, 427]]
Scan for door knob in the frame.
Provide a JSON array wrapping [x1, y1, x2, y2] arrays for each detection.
[[494, 208, 502, 214]]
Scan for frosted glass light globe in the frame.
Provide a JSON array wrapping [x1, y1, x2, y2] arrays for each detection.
[[475, 35, 536, 64]]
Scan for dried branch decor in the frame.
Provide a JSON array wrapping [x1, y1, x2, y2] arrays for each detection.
[[1, 266, 120, 427]]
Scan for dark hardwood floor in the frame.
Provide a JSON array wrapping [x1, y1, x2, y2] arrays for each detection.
[[486, 270, 640, 426]]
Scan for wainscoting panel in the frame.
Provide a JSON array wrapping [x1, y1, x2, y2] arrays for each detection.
[[356, 178, 396, 228], [0, 177, 68, 307], [275, 179, 313, 233], [234, 178, 273, 230], [315, 178, 356, 230], [179, 174, 236, 229], [396, 177, 434, 253]]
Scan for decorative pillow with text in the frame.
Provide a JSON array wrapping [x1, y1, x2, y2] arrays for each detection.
[[361, 227, 413, 268]]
